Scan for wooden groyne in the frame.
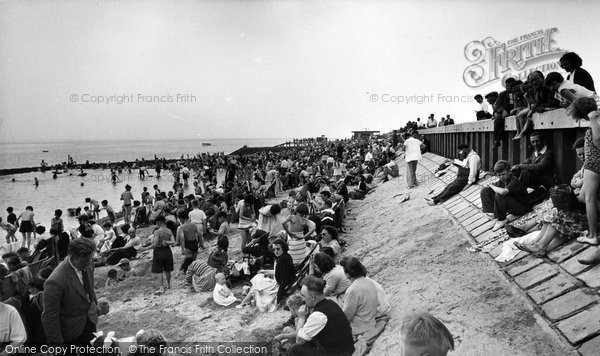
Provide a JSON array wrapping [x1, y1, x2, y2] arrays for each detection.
[[1, 158, 195, 177]]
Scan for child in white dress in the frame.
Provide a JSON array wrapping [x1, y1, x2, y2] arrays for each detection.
[[213, 273, 240, 306]]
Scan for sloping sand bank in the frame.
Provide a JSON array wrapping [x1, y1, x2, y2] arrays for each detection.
[[348, 171, 574, 355], [96, 171, 574, 355]]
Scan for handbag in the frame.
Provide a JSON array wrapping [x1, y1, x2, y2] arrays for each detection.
[[549, 184, 577, 211]]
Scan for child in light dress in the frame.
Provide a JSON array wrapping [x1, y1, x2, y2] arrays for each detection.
[[213, 273, 240, 306]]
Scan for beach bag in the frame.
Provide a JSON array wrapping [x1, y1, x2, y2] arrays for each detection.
[[550, 184, 577, 211]]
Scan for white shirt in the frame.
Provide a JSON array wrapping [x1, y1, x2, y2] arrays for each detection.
[[454, 150, 482, 185], [385, 161, 397, 169], [557, 81, 596, 103], [364, 152, 373, 162], [68, 257, 84, 285], [474, 100, 490, 113], [189, 208, 206, 225], [403, 137, 423, 162], [534, 145, 547, 158], [0, 302, 27, 346], [297, 308, 328, 341], [91, 224, 105, 240]]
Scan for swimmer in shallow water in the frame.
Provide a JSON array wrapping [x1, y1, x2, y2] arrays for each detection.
[[34, 178, 39, 186]]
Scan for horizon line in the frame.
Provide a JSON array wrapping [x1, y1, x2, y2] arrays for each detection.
[[0, 137, 298, 145]]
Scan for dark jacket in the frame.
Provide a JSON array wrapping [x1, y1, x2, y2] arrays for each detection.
[[274, 252, 295, 303], [520, 147, 556, 189], [42, 258, 98, 343], [531, 87, 560, 113], [569, 68, 596, 92]]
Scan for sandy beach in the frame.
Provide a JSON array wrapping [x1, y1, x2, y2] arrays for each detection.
[[92, 159, 573, 355]]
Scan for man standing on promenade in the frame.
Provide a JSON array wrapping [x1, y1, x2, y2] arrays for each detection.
[[121, 184, 134, 225], [286, 276, 355, 356], [403, 131, 425, 188], [42, 237, 102, 347], [426, 114, 438, 128]]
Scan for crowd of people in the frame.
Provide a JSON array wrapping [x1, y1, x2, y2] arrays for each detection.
[[403, 114, 455, 132], [1, 132, 460, 356], [473, 52, 596, 147], [424, 51, 599, 266], [7, 53, 595, 356]]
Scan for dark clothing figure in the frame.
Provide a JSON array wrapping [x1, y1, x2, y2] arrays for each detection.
[[516, 148, 556, 190], [286, 298, 355, 356], [568, 67, 595, 92], [531, 86, 560, 114], [274, 252, 295, 304], [431, 165, 474, 204], [476, 111, 492, 120], [481, 175, 532, 220], [421, 137, 430, 153]]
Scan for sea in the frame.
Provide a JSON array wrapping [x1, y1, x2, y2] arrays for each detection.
[[0, 138, 285, 249]]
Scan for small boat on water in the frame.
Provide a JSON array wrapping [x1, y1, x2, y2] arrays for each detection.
[[202, 143, 211, 146], [42, 150, 49, 152]]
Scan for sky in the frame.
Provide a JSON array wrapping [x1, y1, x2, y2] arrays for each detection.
[[1, 0, 599, 142]]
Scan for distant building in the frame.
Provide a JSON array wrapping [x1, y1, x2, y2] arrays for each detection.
[[351, 130, 380, 140]]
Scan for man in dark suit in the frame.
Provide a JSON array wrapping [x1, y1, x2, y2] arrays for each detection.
[[513, 131, 556, 190], [42, 237, 100, 347]]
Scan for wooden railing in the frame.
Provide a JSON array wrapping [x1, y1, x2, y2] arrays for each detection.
[[419, 109, 588, 184]]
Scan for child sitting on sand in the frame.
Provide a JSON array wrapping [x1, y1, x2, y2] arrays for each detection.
[[105, 269, 119, 287], [97, 222, 115, 253], [213, 272, 240, 306]]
